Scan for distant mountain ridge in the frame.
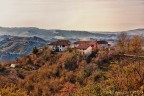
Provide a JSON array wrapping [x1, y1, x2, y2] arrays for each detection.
[[0, 27, 144, 43], [0, 27, 144, 49]]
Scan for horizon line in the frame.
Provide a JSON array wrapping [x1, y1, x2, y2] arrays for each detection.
[[0, 26, 144, 33]]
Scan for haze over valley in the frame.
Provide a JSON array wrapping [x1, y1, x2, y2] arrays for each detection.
[[0, 27, 144, 61]]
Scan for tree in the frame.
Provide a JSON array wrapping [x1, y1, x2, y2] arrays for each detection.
[[129, 36, 143, 54], [32, 47, 38, 54], [117, 32, 129, 54]]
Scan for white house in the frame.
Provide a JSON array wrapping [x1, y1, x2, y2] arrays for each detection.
[[74, 41, 91, 48], [49, 40, 70, 52], [97, 40, 109, 49], [10, 64, 16, 68], [77, 44, 93, 56]]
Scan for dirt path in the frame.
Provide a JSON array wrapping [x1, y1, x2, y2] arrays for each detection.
[[123, 54, 144, 58]]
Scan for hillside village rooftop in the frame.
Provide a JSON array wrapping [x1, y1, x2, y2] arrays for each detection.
[[49, 40, 110, 55]]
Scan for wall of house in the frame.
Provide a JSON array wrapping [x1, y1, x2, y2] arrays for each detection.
[[78, 46, 93, 56], [49, 45, 69, 52], [142, 46, 144, 50], [49, 45, 53, 49], [70, 44, 75, 48], [74, 44, 79, 48], [98, 44, 108, 49], [57, 45, 69, 52], [91, 43, 98, 48], [84, 46, 93, 56]]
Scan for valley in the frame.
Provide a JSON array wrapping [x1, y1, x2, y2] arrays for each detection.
[[0, 35, 47, 61]]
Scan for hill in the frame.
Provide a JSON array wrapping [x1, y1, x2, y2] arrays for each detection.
[[1, 27, 144, 44], [0, 28, 144, 95], [0, 35, 47, 61], [0, 35, 144, 95]]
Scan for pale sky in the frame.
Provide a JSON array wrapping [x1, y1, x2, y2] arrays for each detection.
[[0, 0, 144, 31]]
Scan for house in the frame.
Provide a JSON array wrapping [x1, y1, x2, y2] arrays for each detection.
[[77, 44, 93, 56], [90, 41, 98, 49], [49, 40, 70, 52], [10, 64, 16, 68], [74, 41, 91, 48], [74, 40, 98, 49], [74, 40, 98, 56], [97, 40, 109, 49]]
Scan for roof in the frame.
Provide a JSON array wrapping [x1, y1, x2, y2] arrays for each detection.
[[49, 40, 70, 46], [77, 44, 91, 50], [97, 40, 108, 44], [74, 41, 91, 44], [90, 41, 98, 45]]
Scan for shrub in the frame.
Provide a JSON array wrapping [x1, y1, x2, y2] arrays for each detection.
[[32, 47, 38, 54]]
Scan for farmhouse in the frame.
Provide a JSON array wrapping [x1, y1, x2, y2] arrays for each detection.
[[10, 64, 16, 68], [77, 44, 93, 56], [74, 41, 98, 49], [74, 41, 98, 56], [49, 39, 109, 54], [97, 40, 109, 49], [74, 41, 91, 48], [49, 40, 70, 52]]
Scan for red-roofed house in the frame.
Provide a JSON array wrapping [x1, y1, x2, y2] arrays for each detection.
[[74, 41, 98, 49], [97, 40, 109, 49], [74, 41, 98, 56], [77, 44, 93, 56], [74, 41, 91, 48], [49, 40, 70, 52]]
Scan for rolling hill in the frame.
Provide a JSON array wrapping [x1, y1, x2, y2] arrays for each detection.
[[0, 35, 47, 61], [1, 27, 143, 44]]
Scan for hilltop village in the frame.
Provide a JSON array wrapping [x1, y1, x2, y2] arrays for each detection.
[[48, 40, 111, 56]]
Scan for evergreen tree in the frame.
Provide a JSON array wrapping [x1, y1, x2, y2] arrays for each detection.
[[32, 47, 38, 54]]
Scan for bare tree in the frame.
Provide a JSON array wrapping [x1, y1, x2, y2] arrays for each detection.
[[117, 32, 129, 54]]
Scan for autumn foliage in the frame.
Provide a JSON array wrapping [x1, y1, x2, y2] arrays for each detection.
[[0, 35, 144, 96]]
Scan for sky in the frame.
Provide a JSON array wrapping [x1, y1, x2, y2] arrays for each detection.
[[0, 0, 144, 31]]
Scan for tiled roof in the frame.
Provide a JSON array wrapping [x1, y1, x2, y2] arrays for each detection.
[[74, 41, 98, 49], [49, 40, 70, 46], [77, 44, 91, 50], [97, 40, 108, 44], [74, 41, 91, 44]]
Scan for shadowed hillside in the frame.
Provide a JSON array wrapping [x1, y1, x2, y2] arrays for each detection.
[[0, 35, 47, 61]]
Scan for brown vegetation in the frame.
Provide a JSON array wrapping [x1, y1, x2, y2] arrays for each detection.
[[0, 35, 144, 96]]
